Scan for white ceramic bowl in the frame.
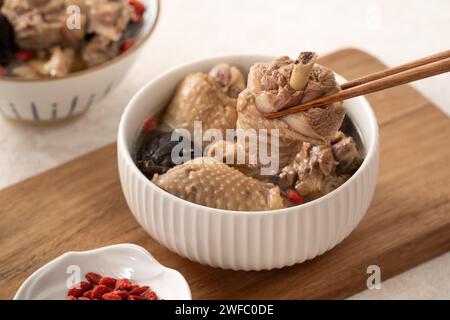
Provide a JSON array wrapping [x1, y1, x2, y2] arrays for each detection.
[[14, 244, 191, 300], [117, 55, 380, 271], [0, 0, 159, 122]]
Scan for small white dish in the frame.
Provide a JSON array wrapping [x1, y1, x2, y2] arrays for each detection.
[[14, 243, 191, 300]]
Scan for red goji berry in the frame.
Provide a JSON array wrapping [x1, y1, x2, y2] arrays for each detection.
[[129, 0, 145, 23], [128, 285, 149, 295], [99, 277, 117, 289], [133, 13, 142, 23], [80, 281, 93, 291], [110, 290, 128, 299], [68, 272, 158, 301], [120, 39, 135, 53], [286, 188, 304, 204], [102, 293, 123, 300], [68, 281, 92, 297], [82, 290, 93, 299], [16, 50, 34, 61], [115, 278, 133, 291], [85, 272, 102, 285], [147, 291, 157, 300], [143, 116, 158, 131], [67, 281, 92, 298], [67, 287, 83, 298], [91, 285, 112, 299], [129, 0, 146, 13]]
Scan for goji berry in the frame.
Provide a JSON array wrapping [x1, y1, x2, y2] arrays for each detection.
[[99, 277, 117, 289], [120, 39, 135, 53], [115, 278, 132, 291], [110, 290, 128, 299], [129, 0, 146, 13], [80, 281, 93, 291], [68, 281, 92, 297], [147, 291, 157, 300], [83, 290, 93, 299], [132, 12, 143, 23], [91, 285, 112, 299], [67, 272, 158, 300], [143, 116, 158, 131], [67, 287, 83, 298], [16, 50, 34, 61], [286, 188, 304, 204], [129, 0, 146, 23], [85, 272, 102, 285], [128, 285, 149, 295], [102, 293, 123, 300]]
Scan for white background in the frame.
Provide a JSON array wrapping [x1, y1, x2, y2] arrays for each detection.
[[1, 0, 449, 299]]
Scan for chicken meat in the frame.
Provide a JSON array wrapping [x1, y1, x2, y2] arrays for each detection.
[[160, 64, 246, 140], [85, 0, 132, 42], [81, 35, 119, 67], [278, 131, 362, 201], [1, 0, 131, 52], [152, 158, 284, 211], [243, 52, 344, 141], [1, 0, 88, 50], [209, 52, 345, 173], [331, 131, 363, 174]]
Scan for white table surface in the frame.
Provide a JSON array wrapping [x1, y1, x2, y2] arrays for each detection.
[[1, 0, 449, 299]]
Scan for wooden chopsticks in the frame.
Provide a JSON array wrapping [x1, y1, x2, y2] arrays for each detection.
[[340, 50, 450, 90], [265, 50, 450, 119]]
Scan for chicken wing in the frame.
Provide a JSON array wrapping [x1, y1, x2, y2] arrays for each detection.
[[152, 158, 284, 211], [160, 64, 246, 140]]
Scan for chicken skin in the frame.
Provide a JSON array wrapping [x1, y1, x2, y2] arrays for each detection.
[[161, 64, 246, 140], [152, 158, 284, 211]]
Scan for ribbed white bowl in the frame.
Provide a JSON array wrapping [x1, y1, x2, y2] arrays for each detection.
[[0, 0, 159, 122], [118, 55, 379, 271]]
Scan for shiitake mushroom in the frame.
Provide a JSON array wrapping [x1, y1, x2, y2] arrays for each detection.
[[136, 130, 198, 179], [0, 14, 17, 66]]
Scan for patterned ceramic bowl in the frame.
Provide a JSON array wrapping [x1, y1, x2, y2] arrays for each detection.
[[117, 55, 380, 271], [0, 0, 159, 122]]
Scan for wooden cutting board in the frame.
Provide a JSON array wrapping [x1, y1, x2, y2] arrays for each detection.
[[1, 49, 449, 300]]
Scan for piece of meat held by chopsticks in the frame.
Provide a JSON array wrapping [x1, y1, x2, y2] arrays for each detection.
[[266, 50, 450, 119], [213, 52, 345, 172], [242, 52, 344, 141], [152, 158, 284, 211]]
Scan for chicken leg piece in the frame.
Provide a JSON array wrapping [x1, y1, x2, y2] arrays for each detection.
[[242, 52, 345, 140], [160, 64, 246, 140], [152, 158, 285, 211], [233, 52, 345, 171]]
